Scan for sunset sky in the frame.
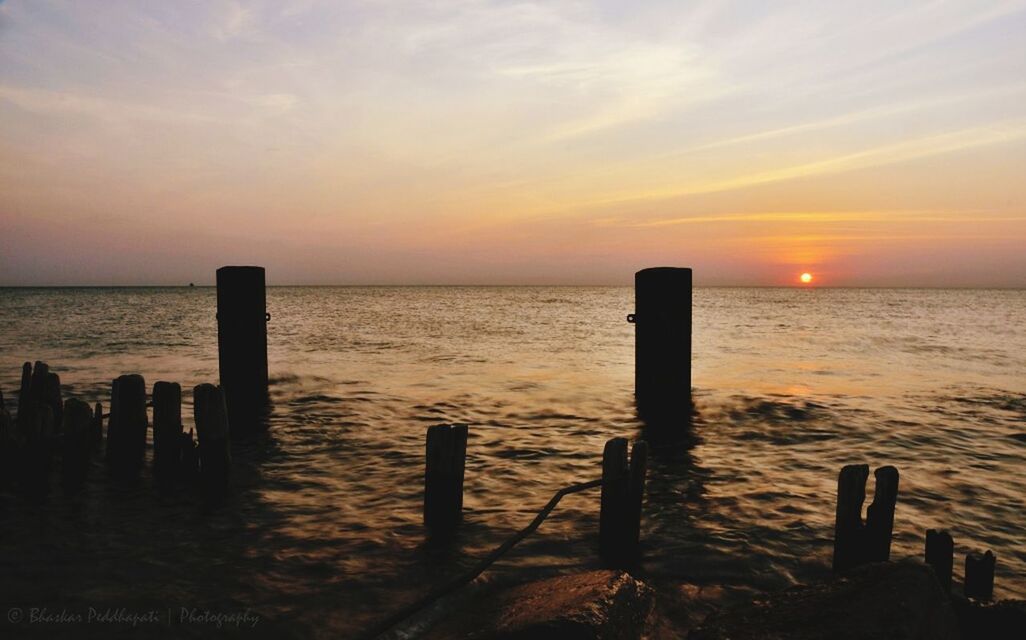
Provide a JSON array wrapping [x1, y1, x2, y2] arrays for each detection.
[[1, 0, 1024, 286]]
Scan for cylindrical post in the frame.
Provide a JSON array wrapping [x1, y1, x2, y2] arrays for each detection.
[[152, 382, 182, 492], [925, 529, 954, 593], [631, 267, 692, 422], [833, 464, 869, 572], [423, 424, 468, 534], [216, 266, 269, 437], [599, 437, 630, 564], [865, 466, 899, 562], [107, 374, 148, 480], [91, 402, 103, 446], [193, 383, 231, 503], [15, 361, 32, 433], [626, 440, 649, 555], [60, 398, 93, 492], [965, 551, 996, 601]]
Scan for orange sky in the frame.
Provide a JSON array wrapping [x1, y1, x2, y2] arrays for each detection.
[[1, 1, 1025, 286]]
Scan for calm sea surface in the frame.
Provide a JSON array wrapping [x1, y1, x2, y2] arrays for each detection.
[[1, 287, 1024, 637]]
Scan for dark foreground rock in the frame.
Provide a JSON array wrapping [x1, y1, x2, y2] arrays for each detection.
[[952, 597, 1026, 640], [424, 570, 654, 640], [691, 560, 958, 640]]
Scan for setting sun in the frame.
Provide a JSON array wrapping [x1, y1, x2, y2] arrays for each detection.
[[800, 272, 813, 284]]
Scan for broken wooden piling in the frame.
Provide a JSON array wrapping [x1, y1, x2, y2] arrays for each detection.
[[925, 529, 954, 593], [600, 437, 649, 567], [91, 402, 103, 447], [106, 374, 148, 480], [424, 424, 468, 534], [631, 267, 693, 422], [193, 383, 231, 503], [964, 551, 996, 601], [865, 465, 899, 562], [152, 381, 182, 492], [216, 265, 270, 436], [60, 398, 93, 492]]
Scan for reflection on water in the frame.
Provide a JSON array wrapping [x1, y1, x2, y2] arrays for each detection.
[[0, 286, 1024, 636]]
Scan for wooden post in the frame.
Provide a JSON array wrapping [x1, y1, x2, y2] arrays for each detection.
[[626, 440, 649, 555], [60, 398, 93, 492], [865, 466, 899, 562], [965, 551, 995, 601], [925, 529, 954, 593], [216, 266, 270, 437], [25, 404, 54, 499], [91, 402, 103, 447], [193, 383, 231, 503], [107, 374, 148, 480], [15, 361, 32, 434], [424, 424, 468, 534], [599, 437, 630, 564], [833, 464, 869, 572], [631, 267, 692, 422], [152, 382, 182, 492], [180, 428, 199, 482]]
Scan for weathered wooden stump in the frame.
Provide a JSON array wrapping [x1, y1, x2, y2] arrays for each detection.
[[600, 437, 649, 567], [194, 383, 231, 503], [925, 529, 954, 593], [424, 424, 468, 534], [832, 464, 900, 572], [865, 466, 899, 562], [91, 402, 104, 447], [106, 374, 148, 481], [180, 428, 199, 482], [60, 398, 93, 492], [152, 381, 182, 492], [631, 267, 692, 422], [964, 551, 995, 601], [25, 404, 54, 499], [216, 266, 270, 437], [833, 464, 869, 572], [15, 361, 32, 432]]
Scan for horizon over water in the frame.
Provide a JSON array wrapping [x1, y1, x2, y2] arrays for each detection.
[[1, 286, 1024, 637]]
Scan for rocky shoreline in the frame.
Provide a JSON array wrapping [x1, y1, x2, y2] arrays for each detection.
[[414, 561, 1024, 639]]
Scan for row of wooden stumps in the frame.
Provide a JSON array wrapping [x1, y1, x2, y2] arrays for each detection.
[[423, 425, 650, 566], [0, 362, 231, 505], [833, 463, 997, 601]]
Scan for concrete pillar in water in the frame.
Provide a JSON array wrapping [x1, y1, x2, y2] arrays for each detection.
[[216, 266, 269, 436], [630, 267, 692, 421]]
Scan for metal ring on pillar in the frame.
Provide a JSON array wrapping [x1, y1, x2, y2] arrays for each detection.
[[265, 312, 271, 322], [627, 313, 636, 323]]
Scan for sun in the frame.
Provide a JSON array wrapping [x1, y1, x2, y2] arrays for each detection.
[[800, 272, 813, 284]]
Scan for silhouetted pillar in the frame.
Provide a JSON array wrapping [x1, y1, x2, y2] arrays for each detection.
[[965, 551, 996, 601], [216, 266, 269, 437], [152, 381, 182, 492], [631, 267, 692, 422], [600, 437, 648, 567], [107, 374, 148, 481], [194, 383, 231, 503], [424, 424, 468, 534], [60, 398, 93, 492], [926, 529, 954, 593], [865, 466, 899, 562], [833, 464, 869, 572]]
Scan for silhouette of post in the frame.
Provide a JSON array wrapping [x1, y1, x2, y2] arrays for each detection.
[[60, 398, 93, 492], [833, 464, 869, 572], [631, 267, 692, 422], [964, 551, 995, 601], [152, 381, 182, 492], [864, 466, 899, 562], [216, 266, 269, 436], [600, 437, 648, 567], [91, 402, 103, 447], [194, 383, 231, 503], [424, 424, 468, 534], [107, 374, 148, 481], [925, 529, 954, 593]]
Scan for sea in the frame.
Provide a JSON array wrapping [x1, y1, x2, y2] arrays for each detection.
[[0, 286, 1024, 637]]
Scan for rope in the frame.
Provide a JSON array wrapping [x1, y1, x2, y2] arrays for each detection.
[[355, 477, 603, 640]]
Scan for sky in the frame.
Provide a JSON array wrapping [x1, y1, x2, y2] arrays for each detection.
[[1, 0, 1025, 286]]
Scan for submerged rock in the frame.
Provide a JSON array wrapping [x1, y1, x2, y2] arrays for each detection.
[[690, 560, 958, 640], [424, 570, 654, 640]]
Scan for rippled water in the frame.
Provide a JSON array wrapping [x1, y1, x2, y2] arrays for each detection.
[[1, 286, 1024, 637]]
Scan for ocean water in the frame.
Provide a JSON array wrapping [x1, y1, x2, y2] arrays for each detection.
[[0, 286, 1024, 637]]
